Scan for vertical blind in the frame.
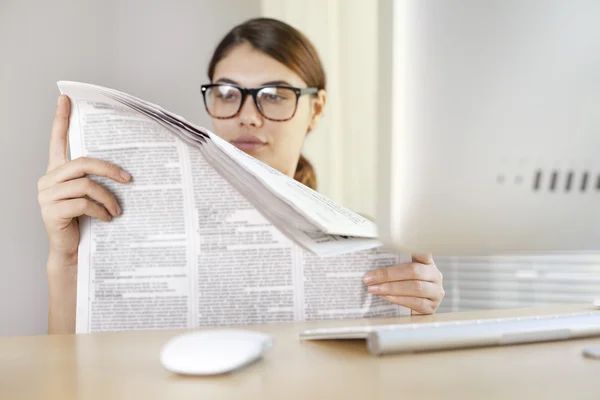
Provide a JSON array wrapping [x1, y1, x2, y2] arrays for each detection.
[[436, 254, 600, 313]]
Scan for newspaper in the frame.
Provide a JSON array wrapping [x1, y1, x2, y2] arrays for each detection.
[[58, 81, 410, 333]]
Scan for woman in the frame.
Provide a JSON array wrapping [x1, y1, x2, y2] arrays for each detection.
[[38, 18, 444, 334]]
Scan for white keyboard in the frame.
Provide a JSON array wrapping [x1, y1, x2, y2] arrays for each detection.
[[299, 311, 600, 355]]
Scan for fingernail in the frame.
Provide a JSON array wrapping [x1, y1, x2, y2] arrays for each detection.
[[106, 215, 112, 222], [367, 285, 379, 293], [120, 170, 131, 181], [116, 204, 122, 216], [363, 274, 374, 284], [57, 95, 62, 107]]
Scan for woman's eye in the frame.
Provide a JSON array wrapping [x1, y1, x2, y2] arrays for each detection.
[[264, 94, 285, 101], [217, 93, 238, 101]]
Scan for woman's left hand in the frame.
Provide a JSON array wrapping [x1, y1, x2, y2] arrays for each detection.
[[362, 254, 445, 314]]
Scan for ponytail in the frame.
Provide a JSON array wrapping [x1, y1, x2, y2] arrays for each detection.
[[294, 154, 317, 190]]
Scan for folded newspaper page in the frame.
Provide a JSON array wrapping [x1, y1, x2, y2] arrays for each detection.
[[57, 81, 411, 333]]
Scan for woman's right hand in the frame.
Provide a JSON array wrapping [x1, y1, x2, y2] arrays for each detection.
[[38, 94, 132, 271]]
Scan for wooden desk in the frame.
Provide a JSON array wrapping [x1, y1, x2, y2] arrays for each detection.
[[1, 304, 599, 400]]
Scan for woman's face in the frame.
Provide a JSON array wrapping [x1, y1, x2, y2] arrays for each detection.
[[210, 42, 325, 177]]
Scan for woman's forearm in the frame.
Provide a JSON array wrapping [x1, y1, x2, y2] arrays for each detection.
[[46, 251, 78, 334]]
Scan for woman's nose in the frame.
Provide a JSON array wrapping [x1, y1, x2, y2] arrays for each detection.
[[238, 95, 263, 127]]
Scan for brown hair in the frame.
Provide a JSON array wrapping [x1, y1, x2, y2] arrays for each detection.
[[207, 17, 326, 190]]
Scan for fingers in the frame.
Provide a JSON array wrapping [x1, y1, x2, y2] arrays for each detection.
[[363, 258, 445, 314], [412, 253, 433, 264], [47, 95, 71, 173], [38, 177, 122, 217], [363, 262, 442, 285], [38, 157, 131, 192], [380, 296, 438, 315], [367, 280, 444, 302], [50, 198, 113, 224]]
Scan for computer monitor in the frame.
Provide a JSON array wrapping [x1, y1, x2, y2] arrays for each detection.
[[375, 0, 600, 255]]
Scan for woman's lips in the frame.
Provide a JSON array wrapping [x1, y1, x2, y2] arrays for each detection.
[[231, 136, 267, 152]]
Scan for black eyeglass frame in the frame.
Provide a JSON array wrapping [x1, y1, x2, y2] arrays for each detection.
[[201, 83, 318, 122]]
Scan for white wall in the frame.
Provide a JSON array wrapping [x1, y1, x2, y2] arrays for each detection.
[[0, 0, 260, 336]]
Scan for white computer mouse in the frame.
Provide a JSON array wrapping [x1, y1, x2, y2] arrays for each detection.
[[159, 329, 274, 375]]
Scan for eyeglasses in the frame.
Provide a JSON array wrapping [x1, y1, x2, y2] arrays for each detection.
[[201, 83, 318, 122]]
